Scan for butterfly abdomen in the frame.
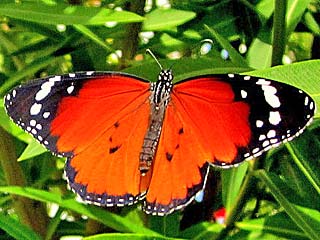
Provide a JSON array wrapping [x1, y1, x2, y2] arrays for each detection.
[[139, 70, 174, 173]]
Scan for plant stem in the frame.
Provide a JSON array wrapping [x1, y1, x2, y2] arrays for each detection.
[[215, 160, 259, 239], [0, 31, 25, 71], [0, 127, 48, 237], [271, 0, 287, 66], [120, 0, 145, 68]]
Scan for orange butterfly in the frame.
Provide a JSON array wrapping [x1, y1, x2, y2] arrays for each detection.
[[4, 61, 315, 215]]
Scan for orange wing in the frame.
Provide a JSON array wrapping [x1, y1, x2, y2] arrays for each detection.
[[144, 102, 211, 215], [144, 77, 251, 214], [50, 74, 152, 206], [171, 77, 251, 164]]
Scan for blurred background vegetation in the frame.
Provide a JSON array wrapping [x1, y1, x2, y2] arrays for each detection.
[[0, 0, 319, 239]]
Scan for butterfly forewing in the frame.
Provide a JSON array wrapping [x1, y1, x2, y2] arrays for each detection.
[[5, 72, 153, 206], [5, 73, 88, 155], [172, 74, 315, 167]]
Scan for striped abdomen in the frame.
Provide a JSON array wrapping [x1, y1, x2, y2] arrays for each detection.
[[139, 70, 173, 174]]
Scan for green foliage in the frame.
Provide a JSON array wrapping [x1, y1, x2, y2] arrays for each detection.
[[0, 0, 319, 239]]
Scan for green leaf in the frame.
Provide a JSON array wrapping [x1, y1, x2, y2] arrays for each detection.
[[0, 2, 144, 25], [84, 233, 177, 240], [246, 60, 320, 118], [221, 162, 249, 212], [148, 213, 180, 237], [303, 11, 320, 35], [285, 130, 320, 195], [246, 37, 273, 69], [124, 57, 250, 84], [0, 186, 159, 236], [73, 25, 114, 52], [255, 170, 320, 240], [45, 208, 63, 240], [143, 8, 196, 31], [295, 205, 320, 227], [17, 140, 47, 161], [236, 213, 309, 240], [179, 222, 223, 239], [256, 0, 275, 20], [204, 25, 249, 68], [0, 56, 63, 96], [0, 100, 32, 143], [277, 153, 318, 208], [0, 213, 42, 240], [288, 32, 314, 61], [10, 19, 64, 40], [286, 0, 312, 35]]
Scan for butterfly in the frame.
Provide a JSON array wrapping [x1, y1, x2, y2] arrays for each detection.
[[4, 62, 315, 216]]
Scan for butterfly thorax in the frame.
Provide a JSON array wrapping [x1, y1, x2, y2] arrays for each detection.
[[139, 70, 173, 174]]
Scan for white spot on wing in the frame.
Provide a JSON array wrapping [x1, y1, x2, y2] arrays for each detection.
[[259, 134, 266, 141], [256, 79, 271, 85], [241, 90, 247, 98], [256, 120, 264, 128], [310, 101, 314, 110], [262, 140, 270, 147], [49, 76, 61, 82], [270, 138, 278, 144], [35, 81, 54, 101], [67, 85, 74, 94], [261, 85, 281, 108], [269, 111, 281, 125], [30, 103, 42, 115], [228, 74, 234, 78], [12, 90, 17, 98], [267, 129, 276, 138], [243, 76, 251, 80], [253, 151, 263, 157], [252, 147, 259, 153], [43, 112, 50, 119], [69, 73, 76, 77], [30, 119, 36, 126]]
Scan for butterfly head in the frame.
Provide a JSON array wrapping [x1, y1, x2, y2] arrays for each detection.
[[151, 69, 173, 105], [158, 69, 173, 81], [158, 69, 173, 91]]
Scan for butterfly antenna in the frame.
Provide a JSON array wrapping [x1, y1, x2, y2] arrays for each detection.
[[146, 49, 163, 70]]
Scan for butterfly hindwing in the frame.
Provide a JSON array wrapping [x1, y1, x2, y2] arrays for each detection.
[[144, 102, 210, 215]]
